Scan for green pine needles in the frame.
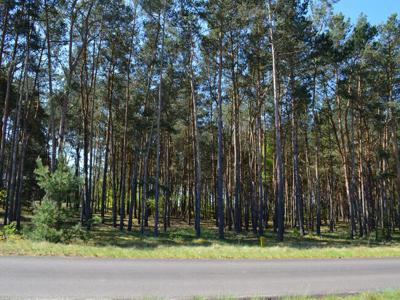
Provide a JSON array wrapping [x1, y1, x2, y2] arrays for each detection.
[[27, 158, 85, 242]]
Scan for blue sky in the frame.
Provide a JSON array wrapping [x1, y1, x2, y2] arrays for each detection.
[[334, 0, 400, 25]]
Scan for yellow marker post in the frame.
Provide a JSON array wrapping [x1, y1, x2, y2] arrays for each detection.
[[259, 236, 266, 247]]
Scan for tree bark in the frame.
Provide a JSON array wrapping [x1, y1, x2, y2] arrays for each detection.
[[268, 0, 284, 241], [154, 0, 167, 237], [216, 28, 224, 239]]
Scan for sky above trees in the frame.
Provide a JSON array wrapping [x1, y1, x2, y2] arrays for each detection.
[[334, 0, 400, 24]]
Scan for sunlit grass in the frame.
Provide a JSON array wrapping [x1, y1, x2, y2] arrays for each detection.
[[283, 289, 400, 299], [1, 220, 400, 259], [1, 239, 400, 259]]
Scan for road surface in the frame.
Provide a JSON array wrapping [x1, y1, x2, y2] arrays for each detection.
[[0, 256, 400, 299]]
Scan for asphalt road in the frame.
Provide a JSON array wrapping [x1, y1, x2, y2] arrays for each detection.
[[1, 256, 400, 299]]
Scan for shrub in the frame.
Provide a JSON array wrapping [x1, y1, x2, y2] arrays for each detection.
[[62, 224, 90, 242], [90, 215, 102, 227], [1, 222, 18, 240], [0, 188, 6, 206], [29, 199, 63, 242], [28, 158, 83, 243], [34, 157, 80, 206]]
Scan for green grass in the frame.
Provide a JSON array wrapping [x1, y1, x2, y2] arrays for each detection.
[[283, 289, 400, 299], [1, 221, 400, 259], [142, 289, 400, 299], [191, 290, 400, 299]]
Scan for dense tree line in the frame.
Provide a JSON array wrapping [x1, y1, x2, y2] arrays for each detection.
[[0, 0, 399, 241]]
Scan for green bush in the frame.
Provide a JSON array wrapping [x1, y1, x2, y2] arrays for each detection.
[[29, 199, 63, 242], [1, 221, 18, 240], [28, 158, 83, 243], [90, 215, 102, 227], [62, 224, 90, 242], [34, 157, 80, 206], [28, 200, 91, 243]]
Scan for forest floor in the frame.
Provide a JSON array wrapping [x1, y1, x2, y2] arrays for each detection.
[[1, 216, 400, 259]]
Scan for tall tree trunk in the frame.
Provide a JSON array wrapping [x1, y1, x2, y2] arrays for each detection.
[[216, 28, 224, 239], [111, 121, 117, 228], [15, 135, 28, 229], [389, 84, 400, 231], [44, 0, 56, 172], [58, 0, 79, 155], [256, 65, 264, 236], [154, 0, 167, 237], [0, 0, 10, 68], [101, 65, 114, 223], [290, 74, 304, 236], [119, 88, 129, 231], [120, 39, 134, 231], [311, 61, 320, 235], [0, 34, 18, 189], [268, 0, 284, 241], [231, 40, 241, 234], [189, 43, 202, 238], [128, 153, 138, 232], [314, 120, 321, 236], [163, 135, 171, 232], [6, 39, 29, 224]]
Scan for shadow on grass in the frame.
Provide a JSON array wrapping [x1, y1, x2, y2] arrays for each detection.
[[86, 217, 400, 251], [2, 208, 398, 251]]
